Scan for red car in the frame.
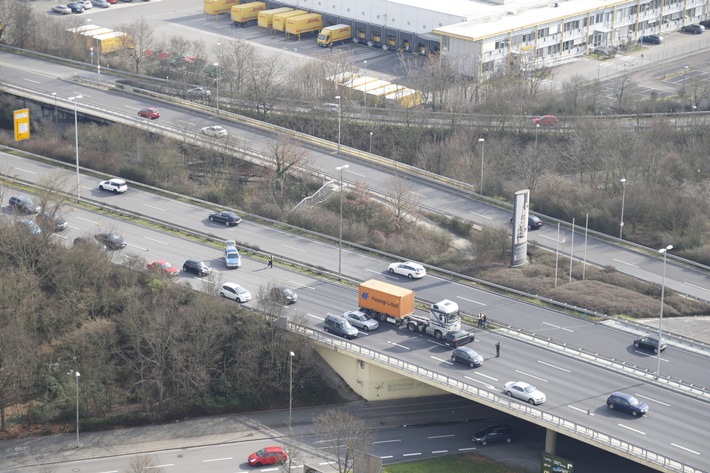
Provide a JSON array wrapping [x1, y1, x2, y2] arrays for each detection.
[[106, 0, 118, 3], [147, 260, 179, 276], [531, 115, 559, 126], [138, 108, 160, 119], [248, 446, 288, 467]]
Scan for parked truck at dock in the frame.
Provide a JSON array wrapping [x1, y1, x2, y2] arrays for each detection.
[[231, 2, 266, 27], [358, 279, 461, 340], [285, 13, 323, 39], [317, 24, 352, 47]]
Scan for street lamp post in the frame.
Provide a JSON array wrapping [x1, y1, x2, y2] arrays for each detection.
[[369, 131, 373, 154], [478, 138, 485, 195], [335, 95, 341, 152], [288, 351, 295, 470], [619, 178, 627, 239], [73, 370, 81, 448], [51, 92, 57, 125], [363, 60, 368, 107], [69, 95, 83, 200], [656, 245, 672, 379], [336, 164, 349, 278], [214, 62, 220, 115], [535, 123, 540, 145]]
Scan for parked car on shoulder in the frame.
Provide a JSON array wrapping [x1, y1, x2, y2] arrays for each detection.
[[531, 114, 560, 126], [323, 314, 358, 339], [633, 335, 667, 353], [36, 212, 68, 232], [682, 24, 704, 34], [201, 125, 228, 138], [639, 34, 663, 44], [343, 310, 378, 331], [224, 241, 242, 269], [442, 330, 475, 348], [504, 381, 546, 405], [147, 260, 179, 276], [472, 424, 512, 446], [52, 4, 72, 14], [182, 259, 212, 277], [138, 107, 160, 119], [219, 282, 251, 302], [209, 211, 242, 226], [94, 232, 126, 250], [9, 195, 42, 214], [606, 392, 649, 416], [248, 446, 288, 467], [270, 286, 298, 304], [388, 261, 426, 279], [99, 178, 128, 193], [451, 347, 483, 367]]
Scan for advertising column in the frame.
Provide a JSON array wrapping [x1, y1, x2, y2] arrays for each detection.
[[511, 189, 530, 267]]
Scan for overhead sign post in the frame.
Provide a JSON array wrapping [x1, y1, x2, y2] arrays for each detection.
[[511, 189, 530, 267], [14, 108, 30, 141]]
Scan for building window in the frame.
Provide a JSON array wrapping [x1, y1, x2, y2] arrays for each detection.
[[537, 27, 549, 39]]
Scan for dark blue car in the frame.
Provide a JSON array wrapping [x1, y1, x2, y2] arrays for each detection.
[[606, 392, 649, 417]]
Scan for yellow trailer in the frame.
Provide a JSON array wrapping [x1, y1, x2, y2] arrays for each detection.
[[285, 13, 323, 38], [258, 7, 293, 28], [204, 0, 239, 15], [231, 2, 266, 26], [272, 9, 306, 32]]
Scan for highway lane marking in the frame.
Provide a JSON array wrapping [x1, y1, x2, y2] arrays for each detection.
[[671, 443, 700, 455], [427, 434, 455, 439], [97, 471, 118, 473], [618, 424, 646, 435], [76, 216, 100, 224], [542, 321, 574, 332], [568, 405, 591, 415], [431, 356, 452, 364], [177, 119, 198, 127], [409, 191, 426, 198], [203, 457, 233, 462], [144, 236, 168, 245], [373, 439, 401, 444], [24, 78, 40, 84], [15, 167, 36, 174], [127, 243, 149, 251], [379, 455, 394, 459], [344, 168, 366, 178], [458, 447, 477, 451], [432, 450, 449, 453], [308, 313, 325, 321], [144, 203, 166, 211], [464, 376, 494, 390], [456, 296, 486, 306], [538, 361, 570, 372], [282, 244, 306, 252], [125, 105, 140, 111], [515, 370, 548, 383], [685, 282, 710, 293], [470, 212, 492, 220], [403, 452, 422, 457], [146, 464, 174, 469], [635, 393, 670, 407], [475, 372, 498, 381], [612, 258, 640, 268]]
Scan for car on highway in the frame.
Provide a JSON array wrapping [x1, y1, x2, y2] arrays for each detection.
[[639, 34, 663, 44], [633, 335, 667, 353], [606, 392, 649, 416], [208, 211, 242, 226], [472, 424, 512, 446], [503, 381, 546, 405], [343, 310, 379, 331], [147, 260, 180, 276], [95, 232, 126, 250], [387, 261, 426, 279], [531, 115, 559, 126], [442, 330, 475, 348], [224, 243, 242, 269], [323, 314, 358, 339], [66, 2, 85, 13], [248, 446, 288, 467], [36, 212, 68, 232], [681, 24, 704, 34], [450, 347, 483, 367], [182, 259, 212, 277], [270, 286, 298, 304], [200, 125, 228, 138], [528, 215, 544, 229], [52, 5, 72, 14], [138, 108, 160, 119], [17, 219, 42, 235], [9, 196, 42, 214], [99, 178, 128, 193], [219, 282, 252, 302]]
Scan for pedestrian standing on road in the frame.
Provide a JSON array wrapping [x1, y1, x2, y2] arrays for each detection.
[[482, 313, 487, 329], [267, 254, 273, 268], [477, 313, 483, 328], [495, 341, 500, 358]]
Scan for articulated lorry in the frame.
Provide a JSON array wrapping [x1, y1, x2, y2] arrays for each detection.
[[258, 7, 292, 28], [231, 2, 266, 27], [317, 24, 352, 47], [285, 13, 323, 38], [204, 0, 239, 15], [358, 279, 461, 340]]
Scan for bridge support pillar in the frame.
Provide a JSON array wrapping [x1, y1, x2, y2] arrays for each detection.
[[545, 428, 558, 455]]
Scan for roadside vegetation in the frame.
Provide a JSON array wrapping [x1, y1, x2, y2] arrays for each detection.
[[382, 454, 523, 473]]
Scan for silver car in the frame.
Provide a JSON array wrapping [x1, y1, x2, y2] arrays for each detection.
[[503, 381, 546, 405], [343, 310, 379, 331]]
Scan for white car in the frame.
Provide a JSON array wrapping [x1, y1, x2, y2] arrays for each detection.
[[52, 5, 72, 14], [343, 310, 379, 331], [503, 381, 546, 405], [200, 125, 228, 138], [219, 282, 251, 302], [388, 261, 426, 279], [99, 178, 128, 193], [79, 0, 92, 8]]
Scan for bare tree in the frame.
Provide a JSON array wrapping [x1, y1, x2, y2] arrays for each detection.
[[244, 52, 290, 116], [313, 409, 374, 473], [124, 455, 164, 473], [263, 135, 310, 205], [382, 177, 421, 230], [119, 18, 154, 74]]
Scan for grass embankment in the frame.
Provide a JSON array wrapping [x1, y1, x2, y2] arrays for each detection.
[[382, 454, 523, 473]]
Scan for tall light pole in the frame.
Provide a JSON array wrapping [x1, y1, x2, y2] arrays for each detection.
[[363, 60, 367, 107], [535, 123, 540, 145], [69, 95, 83, 200], [656, 245, 672, 379], [287, 351, 295, 471], [619, 178, 627, 239], [478, 138, 485, 195], [682, 65, 689, 96], [70, 370, 81, 448], [335, 95, 341, 152], [51, 92, 57, 125], [369, 131, 373, 154], [336, 164, 349, 278], [213, 62, 220, 115]]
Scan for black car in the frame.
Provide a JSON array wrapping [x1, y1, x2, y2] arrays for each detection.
[[95, 233, 127, 250], [9, 195, 42, 214], [183, 258, 212, 277], [639, 34, 663, 44], [606, 392, 649, 417], [510, 215, 544, 230], [187, 87, 211, 100], [700, 20, 710, 29], [443, 330, 475, 348], [472, 424, 512, 446], [592, 45, 617, 57], [36, 212, 68, 232], [67, 2, 85, 12], [270, 286, 298, 304], [633, 335, 667, 353], [682, 24, 704, 34], [208, 211, 242, 226]]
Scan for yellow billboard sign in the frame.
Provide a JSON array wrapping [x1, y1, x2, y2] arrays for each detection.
[[14, 108, 30, 141]]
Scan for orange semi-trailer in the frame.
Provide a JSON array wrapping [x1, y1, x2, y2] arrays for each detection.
[[358, 279, 415, 321]]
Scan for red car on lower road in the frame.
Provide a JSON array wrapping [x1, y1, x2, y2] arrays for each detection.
[[138, 108, 160, 119], [248, 446, 288, 467], [531, 115, 559, 126]]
